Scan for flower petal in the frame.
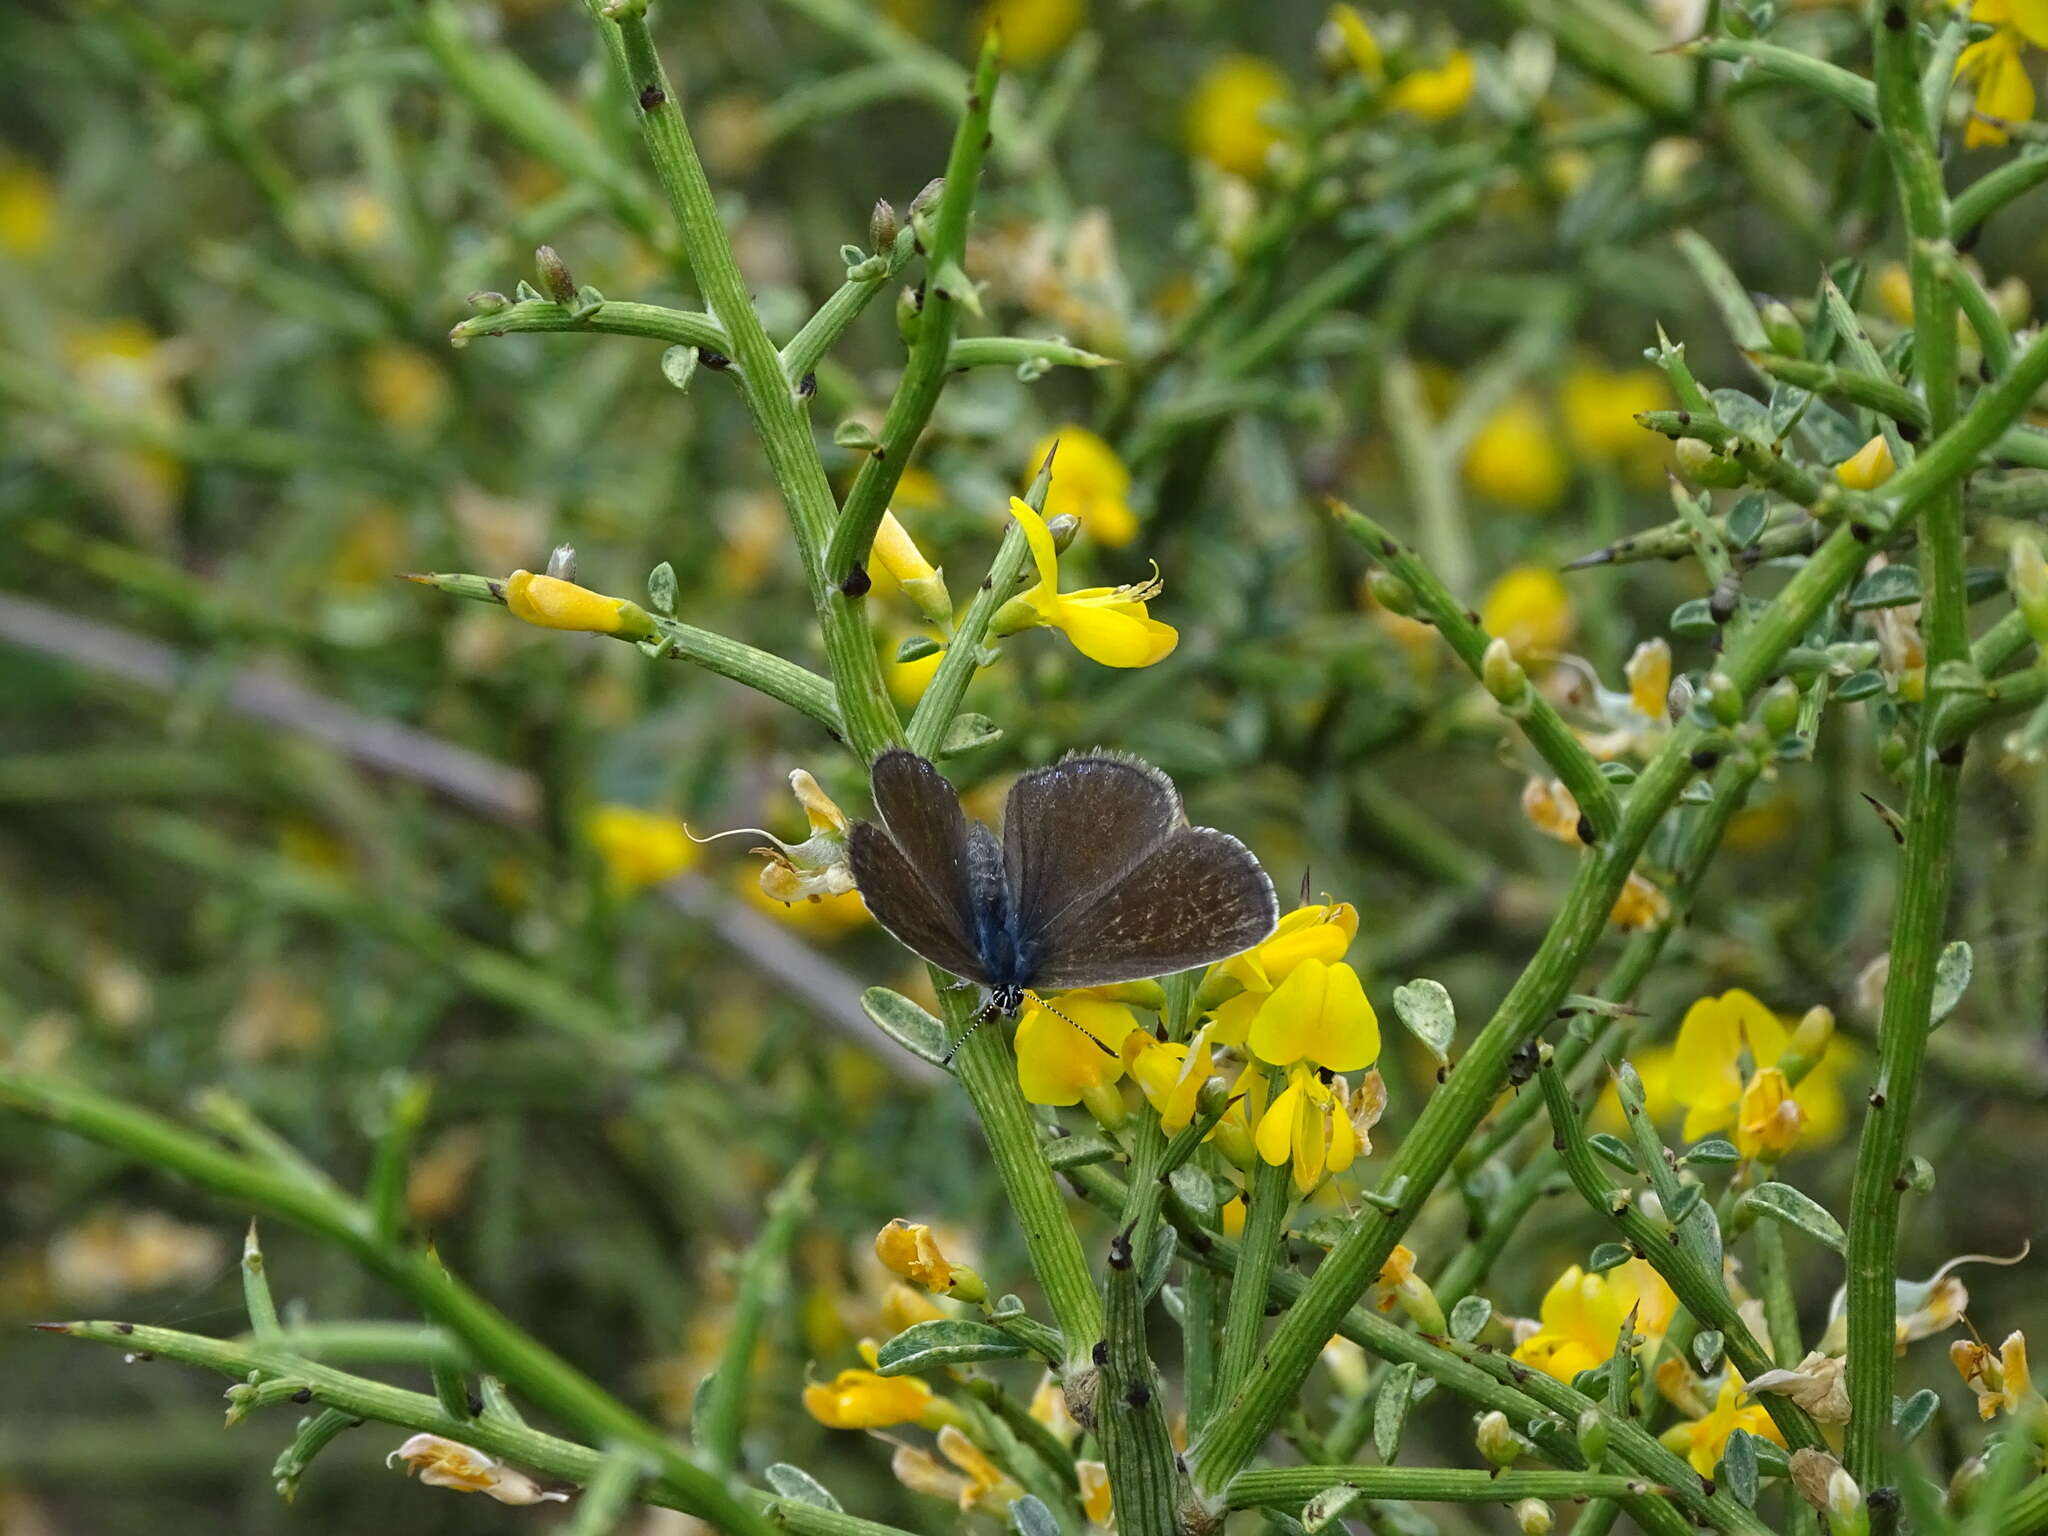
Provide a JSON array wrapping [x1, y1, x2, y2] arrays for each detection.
[[1255, 1074, 1305, 1168]]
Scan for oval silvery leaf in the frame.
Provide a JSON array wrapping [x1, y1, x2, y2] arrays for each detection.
[[1894, 1388, 1940, 1443], [1741, 1182, 1846, 1252], [1304, 1485, 1366, 1533], [765, 1464, 842, 1511], [1720, 1428, 1759, 1508], [659, 345, 698, 393], [873, 1320, 1031, 1375], [1930, 940, 1972, 1026], [1449, 1295, 1492, 1342], [1009, 1495, 1061, 1536], [1848, 564, 1922, 611], [860, 987, 949, 1066], [1373, 1361, 1418, 1464], [1391, 979, 1455, 1066], [1588, 1242, 1633, 1274], [936, 712, 1002, 758]]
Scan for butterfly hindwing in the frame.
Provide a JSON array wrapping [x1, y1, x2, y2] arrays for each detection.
[[1003, 752, 1183, 942], [848, 749, 990, 983], [1024, 824, 1279, 991]]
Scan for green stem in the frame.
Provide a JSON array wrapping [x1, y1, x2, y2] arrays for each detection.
[[941, 980, 1103, 1364], [1098, 1226, 1181, 1536], [602, 6, 899, 759], [1213, 1141, 1292, 1412], [0, 1070, 776, 1536], [779, 241, 913, 382], [823, 36, 1002, 588], [1949, 147, 2048, 242], [449, 297, 725, 351], [1331, 502, 1620, 840], [1224, 1467, 1663, 1510], [1845, 5, 1970, 1486], [697, 1156, 816, 1471]]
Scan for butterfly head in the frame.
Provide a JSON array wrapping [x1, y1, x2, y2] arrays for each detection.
[[986, 982, 1028, 1018]]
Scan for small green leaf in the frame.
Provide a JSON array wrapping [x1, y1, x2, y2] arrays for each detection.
[[1692, 1329, 1725, 1374], [1742, 1181, 1846, 1252], [1009, 1495, 1060, 1536], [1373, 1361, 1418, 1463], [1848, 564, 1923, 611], [1599, 761, 1639, 783], [1836, 669, 1885, 701], [647, 561, 678, 616], [1391, 978, 1456, 1065], [1449, 1295, 1492, 1342], [1680, 779, 1716, 804], [514, 279, 544, 303], [838, 243, 866, 268], [567, 284, 604, 320], [1663, 1182, 1705, 1225], [1894, 1388, 1940, 1444], [1720, 1428, 1760, 1508], [660, 345, 698, 393], [1045, 1131, 1118, 1170], [929, 257, 983, 316], [895, 634, 943, 663], [1684, 1138, 1740, 1166], [1588, 1133, 1638, 1173], [1587, 1242, 1633, 1274], [1726, 493, 1769, 548], [860, 987, 948, 1066], [1304, 1485, 1366, 1533], [834, 419, 881, 451], [1672, 597, 1719, 638], [766, 1464, 842, 1512], [936, 712, 1002, 758], [874, 1319, 1031, 1375], [1931, 940, 1973, 1026]]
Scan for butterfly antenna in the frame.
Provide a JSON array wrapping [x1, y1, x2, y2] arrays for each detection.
[[1029, 994, 1120, 1059], [941, 995, 1003, 1067]]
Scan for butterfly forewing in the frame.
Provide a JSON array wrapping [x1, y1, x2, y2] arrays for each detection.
[[1024, 825, 1278, 991], [1003, 753, 1183, 940], [847, 750, 991, 983]]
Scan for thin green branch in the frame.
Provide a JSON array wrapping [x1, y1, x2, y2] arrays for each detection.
[[697, 1157, 816, 1471], [449, 297, 726, 352], [1225, 1467, 1665, 1510]]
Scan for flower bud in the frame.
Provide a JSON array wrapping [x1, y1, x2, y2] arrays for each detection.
[[467, 290, 510, 314], [1046, 513, 1082, 554], [875, 1219, 986, 1303], [546, 542, 577, 581], [1826, 1466, 1870, 1536], [1878, 731, 1909, 775], [1476, 1410, 1522, 1468], [1761, 676, 1801, 738], [872, 512, 954, 626], [1367, 568, 1418, 617], [1513, 1498, 1554, 1535], [870, 198, 899, 253], [502, 570, 657, 641], [2011, 534, 2048, 644], [908, 176, 945, 245], [1575, 1406, 1608, 1466], [1481, 637, 1529, 707], [1835, 434, 1895, 491], [1705, 670, 1743, 727], [535, 245, 576, 305], [896, 282, 924, 344], [1759, 298, 1804, 358], [1780, 1005, 1834, 1083], [1675, 435, 1745, 488]]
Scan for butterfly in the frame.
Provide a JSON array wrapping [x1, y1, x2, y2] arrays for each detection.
[[847, 749, 1279, 1047]]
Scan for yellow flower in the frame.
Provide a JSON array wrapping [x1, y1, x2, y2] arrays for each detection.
[[1512, 1260, 1678, 1382], [805, 1365, 936, 1430], [1015, 991, 1139, 1109], [1521, 777, 1584, 843], [1735, 1066, 1803, 1159], [1562, 365, 1671, 464], [502, 569, 656, 639], [1627, 638, 1672, 720], [980, 0, 1085, 69], [742, 874, 871, 936], [1953, 1330, 2042, 1421], [1464, 396, 1568, 510], [0, 156, 56, 258], [1387, 50, 1475, 120], [1185, 54, 1294, 178], [1608, 871, 1669, 931], [1205, 901, 1359, 1045], [46, 1209, 225, 1302], [360, 343, 449, 435], [1366, 1243, 1445, 1333], [1078, 1459, 1114, 1525], [1004, 498, 1178, 666], [873, 512, 953, 626], [746, 769, 858, 905], [1957, 19, 2039, 148], [1668, 988, 1788, 1141], [1835, 434, 1897, 490], [585, 804, 698, 893], [1659, 1375, 1785, 1475], [386, 1434, 567, 1504], [875, 1219, 985, 1302], [1327, 4, 1384, 83], [1247, 960, 1381, 1193], [1482, 566, 1575, 660], [1123, 1025, 1218, 1135], [1028, 427, 1138, 547], [892, 1425, 1020, 1510]]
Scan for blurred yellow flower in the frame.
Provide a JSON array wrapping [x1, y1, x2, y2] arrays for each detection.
[[1512, 1259, 1678, 1381], [1327, 5, 1384, 83], [981, 0, 1084, 68], [1029, 426, 1138, 547], [1561, 365, 1670, 469], [1659, 1375, 1784, 1475], [1004, 498, 1178, 666], [1387, 51, 1475, 119], [1482, 566, 1576, 659], [1078, 1459, 1114, 1525], [1953, 1330, 2041, 1420], [893, 1425, 1020, 1511], [1626, 637, 1672, 720], [804, 1365, 934, 1429], [1185, 55, 1293, 178], [0, 157, 56, 257], [743, 875, 871, 936], [46, 1209, 225, 1302], [586, 804, 699, 893], [1521, 777, 1584, 843], [1608, 871, 1669, 930], [1669, 988, 1784, 1140], [1464, 396, 1568, 509], [886, 637, 945, 706], [360, 343, 449, 435], [1956, 0, 2048, 148]]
